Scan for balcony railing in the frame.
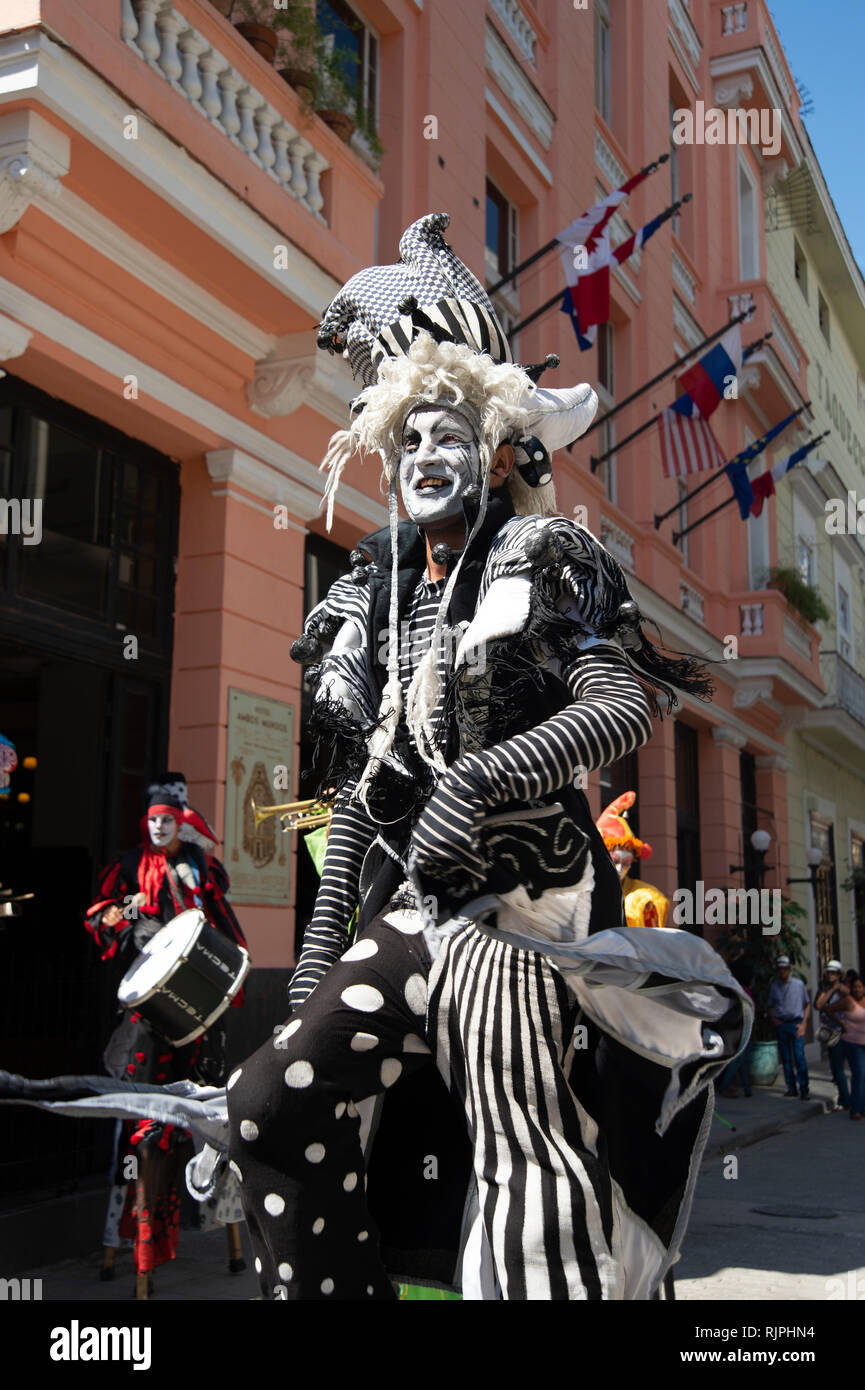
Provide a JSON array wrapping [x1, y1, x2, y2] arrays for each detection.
[[820, 651, 865, 729], [122, 0, 329, 221]]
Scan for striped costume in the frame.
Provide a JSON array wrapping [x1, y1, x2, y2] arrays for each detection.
[[226, 495, 751, 1299]]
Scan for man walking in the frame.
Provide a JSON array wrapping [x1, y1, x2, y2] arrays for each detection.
[[768, 955, 810, 1099]]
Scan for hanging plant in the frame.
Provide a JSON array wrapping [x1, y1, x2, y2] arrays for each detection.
[[767, 566, 831, 625]]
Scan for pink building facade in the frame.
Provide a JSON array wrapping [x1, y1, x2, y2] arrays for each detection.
[[0, 0, 829, 1180]]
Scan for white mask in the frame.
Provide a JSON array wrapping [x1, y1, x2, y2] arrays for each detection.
[[610, 847, 634, 881], [148, 814, 178, 849], [398, 405, 482, 528]]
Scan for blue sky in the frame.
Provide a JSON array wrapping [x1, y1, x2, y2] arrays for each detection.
[[769, 1, 865, 272]]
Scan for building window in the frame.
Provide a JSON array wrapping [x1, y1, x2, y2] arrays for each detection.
[[738, 156, 759, 281], [810, 814, 840, 974], [316, 0, 379, 119], [669, 101, 682, 237], [818, 289, 831, 346], [794, 239, 808, 300], [485, 179, 518, 282], [594, 0, 611, 124], [675, 722, 702, 926], [793, 495, 817, 588]]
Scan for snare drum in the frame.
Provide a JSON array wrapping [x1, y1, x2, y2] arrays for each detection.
[[118, 908, 249, 1047]]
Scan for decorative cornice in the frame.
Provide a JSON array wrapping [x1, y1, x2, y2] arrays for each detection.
[[0, 108, 69, 234], [673, 294, 704, 349], [485, 24, 553, 150], [672, 250, 697, 306], [667, 0, 702, 70], [0, 311, 33, 363], [770, 310, 801, 374], [599, 517, 635, 573], [732, 677, 773, 709], [679, 580, 705, 623], [713, 73, 754, 109], [709, 50, 803, 168], [594, 128, 626, 191], [755, 753, 793, 773], [712, 725, 748, 749], [489, 0, 537, 65], [247, 332, 356, 426], [763, 23, 793, 109], [206, 447, 321, 522]]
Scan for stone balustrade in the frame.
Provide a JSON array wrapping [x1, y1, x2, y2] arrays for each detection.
[[121, 0, 330, 221], [739, 601, 764, 636]]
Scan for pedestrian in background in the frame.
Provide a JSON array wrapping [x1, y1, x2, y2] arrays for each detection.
[[767, 956, 810, 1100], [829, 978, 865, 1121], [815, 960, 850, 1113]]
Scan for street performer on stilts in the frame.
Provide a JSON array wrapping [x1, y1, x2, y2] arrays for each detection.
[[223, 213, 752, 1300]]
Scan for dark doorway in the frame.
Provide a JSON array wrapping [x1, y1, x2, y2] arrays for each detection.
[[675, 722, 701, 930]]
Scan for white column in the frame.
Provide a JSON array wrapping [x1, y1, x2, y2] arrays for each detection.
[[303, 150, 327, 217], [217, 70, 243, 139], [121, 0, 140, 45], [133, 0, 163, 65], [236, 89, 260, 156], [177, 29, 206, 105], [272, 121, 296, 189], [287, 136, 309, 202], [155, 9, 184, 84], [198, 51, 226, 122], [253, 105, 278, 171]]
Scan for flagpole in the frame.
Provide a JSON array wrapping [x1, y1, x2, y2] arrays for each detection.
[[507, 193, 690, 341], [487, 152, 671, 296], [669, 431, 826, 546], [575, 301, 754, 447], [588, 332, 774, 474], [654, 402, 811, 529]]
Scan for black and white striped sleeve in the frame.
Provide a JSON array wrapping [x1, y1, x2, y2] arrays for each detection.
[[410, 644, 653, 892], [288, 788, 377, 1009]]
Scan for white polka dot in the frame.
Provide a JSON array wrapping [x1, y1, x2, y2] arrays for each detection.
[[321, 1277, 335, 1295], [334, 1101, 346, 1119], [312, 1217, 325, 1234], [386, 911, 424, 934], [274, 1019, 302, 1047], [274, 1284, 288, 1299], [358, 1230, 369, 1242], [381, 1058, 403, 1088], [240, 1119, 259, 1142], [341, 938, 379, 962], [227, 1068, 242, 1090], [278, 1262, 293, 1281], [343, 1172, 358, 1192], [404, 974, 426, 1015], [305, 1142, 326, 1164], [284, 1060, 314, 1088], [403, 1033, 429, 1054], [229, 1159, 243, 1181], [340, 983, 384, 1012], [264, 1193, 285, 1216], [254, 1257, 262, 1274], [350, 1032, 379, 1052]]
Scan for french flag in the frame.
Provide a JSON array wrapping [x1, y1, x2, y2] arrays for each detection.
[[674, 327, 743, 421]]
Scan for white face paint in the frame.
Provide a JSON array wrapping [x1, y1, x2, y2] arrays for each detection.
[[148, 814, 178, 849], [398, 406, 482, 529], [610, 847, 634, 881]]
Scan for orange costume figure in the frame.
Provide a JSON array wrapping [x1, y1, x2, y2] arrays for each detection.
[[596, 791, 669, 929]]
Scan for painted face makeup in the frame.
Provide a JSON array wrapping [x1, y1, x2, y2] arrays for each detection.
[[610, 847, 634, 881], [398, 405, 482, 528], [148, 814, 178, 849]]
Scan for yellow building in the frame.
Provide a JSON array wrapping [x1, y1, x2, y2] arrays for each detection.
[[764, 127, 865, 984]]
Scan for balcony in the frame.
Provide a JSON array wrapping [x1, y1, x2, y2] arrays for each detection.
[[720, 281, 809, 413], [798, 652, 865, 771]]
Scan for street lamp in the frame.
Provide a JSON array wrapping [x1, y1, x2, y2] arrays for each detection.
[[786, 845, 824, 890], [730, 828, 774, 888]]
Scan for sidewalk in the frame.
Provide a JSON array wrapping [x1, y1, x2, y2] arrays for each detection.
[[702, 1058, 837, 1164]]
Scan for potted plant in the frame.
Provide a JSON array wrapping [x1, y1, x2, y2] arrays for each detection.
[[718, 895, 809, 1086], [766, 565, 831, 625], [231, 0, 279, 64], [272, 1, 324, 104]]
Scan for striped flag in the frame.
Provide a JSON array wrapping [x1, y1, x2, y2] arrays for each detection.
[[725, 409, 802, 518], [750, 439, 819, 516], [557, 169, 659, 350], [658, 407, 726, 478], [672, 326, 743, 422]]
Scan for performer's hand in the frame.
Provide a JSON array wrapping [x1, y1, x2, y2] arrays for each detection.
[[408, 763, 489, 917], [101, 905, 124, 927]]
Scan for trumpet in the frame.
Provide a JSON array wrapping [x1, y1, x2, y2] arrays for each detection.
[[250, 797, 333, 833]]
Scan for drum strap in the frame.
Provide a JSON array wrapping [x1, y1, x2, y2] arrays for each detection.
[[163, 851, 202, 917]]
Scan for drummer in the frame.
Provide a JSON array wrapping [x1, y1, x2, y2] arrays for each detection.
[[86, 775, 248, 1293]]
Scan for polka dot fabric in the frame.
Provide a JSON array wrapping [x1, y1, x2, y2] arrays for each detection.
[[227, 917, 432, 1300]]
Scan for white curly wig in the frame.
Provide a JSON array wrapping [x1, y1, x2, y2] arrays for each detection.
[[319, 332, 556, 528]]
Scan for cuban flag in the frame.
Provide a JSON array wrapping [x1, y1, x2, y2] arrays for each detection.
[[674, 327, 743, 421], [557, 170, 659, 350]]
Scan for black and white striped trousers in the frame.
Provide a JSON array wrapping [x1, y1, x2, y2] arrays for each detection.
[[227, 913, 617, 1301]]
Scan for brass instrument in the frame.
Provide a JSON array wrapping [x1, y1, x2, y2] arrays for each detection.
[[250, 797, 332, 833]]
